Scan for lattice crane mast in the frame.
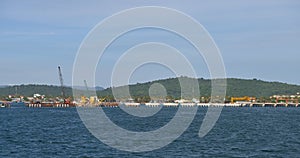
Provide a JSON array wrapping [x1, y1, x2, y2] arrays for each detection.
[[58, 66, 65, 99]]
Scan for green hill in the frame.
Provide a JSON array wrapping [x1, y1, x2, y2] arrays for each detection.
[[1, 78, 300, 99], [0, 84, 73, 98], [97, 77, 300, 98], [226, 78, 300, 97]]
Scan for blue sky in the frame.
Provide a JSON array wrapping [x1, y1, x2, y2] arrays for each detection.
[[1, 0, 300, 87]]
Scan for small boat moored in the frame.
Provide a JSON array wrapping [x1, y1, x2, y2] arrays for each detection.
[[0, 101, 10, 108]]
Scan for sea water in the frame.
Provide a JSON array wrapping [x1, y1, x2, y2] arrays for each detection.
[[0, 107, 299, 157]]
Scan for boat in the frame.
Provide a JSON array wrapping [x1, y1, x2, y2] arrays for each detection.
[[0, 101, 10, 108], [0, 102, 6, 108]]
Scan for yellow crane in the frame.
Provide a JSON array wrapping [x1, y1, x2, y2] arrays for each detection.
[[231, 96, 256, 103]]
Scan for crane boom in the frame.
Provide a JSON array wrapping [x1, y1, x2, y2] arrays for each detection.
[[84, 80, 89, 92], [84, 80, 89, 97], [58, 66, 65, 98]]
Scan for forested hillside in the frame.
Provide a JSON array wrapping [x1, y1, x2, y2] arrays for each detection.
[[1, 78, 300, 98]]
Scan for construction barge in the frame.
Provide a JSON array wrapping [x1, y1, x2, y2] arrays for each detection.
[[27, 102, 76, 108]]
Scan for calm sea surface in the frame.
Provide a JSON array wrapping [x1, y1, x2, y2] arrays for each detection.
[[0, 107, 299, 157]]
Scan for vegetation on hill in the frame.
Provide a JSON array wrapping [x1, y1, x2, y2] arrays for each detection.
[[0, 84, 73, 98], [97, 77, 300, 98], [1, 78, 300, 100]]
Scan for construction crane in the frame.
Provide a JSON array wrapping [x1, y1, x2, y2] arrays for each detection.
[[58, 66, 65, 99], [83, 80, 89, 93], [84, 79, 92, 101], [231, 96, 256, 103], [56, 66, 74, 106]]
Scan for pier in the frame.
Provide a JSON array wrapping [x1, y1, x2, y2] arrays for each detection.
[[26, 102, 75, 108], [83, 102, 299, 108], [6, 102, 299, 108]]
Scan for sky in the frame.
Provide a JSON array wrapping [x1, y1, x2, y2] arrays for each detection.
[[0, 0, 300, 88]]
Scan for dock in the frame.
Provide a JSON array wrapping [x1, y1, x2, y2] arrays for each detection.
[[96, 102, 299, 107], [4, 102, 297, 108]]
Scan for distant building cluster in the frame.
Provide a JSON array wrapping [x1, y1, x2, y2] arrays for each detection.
[[270, 93, 300, 103]]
